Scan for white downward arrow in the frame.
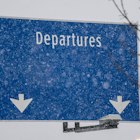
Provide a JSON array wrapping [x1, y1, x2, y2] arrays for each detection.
[[109, 96, 130, 114], [10, 94, 33, 113]]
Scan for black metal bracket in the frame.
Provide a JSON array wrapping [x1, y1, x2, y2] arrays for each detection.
[[63, 114, 121, 133]]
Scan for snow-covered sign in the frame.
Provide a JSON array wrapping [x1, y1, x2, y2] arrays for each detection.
[[0, 17, 139, 121]]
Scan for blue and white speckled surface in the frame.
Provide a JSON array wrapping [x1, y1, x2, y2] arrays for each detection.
[[0, 18, 139, 120]]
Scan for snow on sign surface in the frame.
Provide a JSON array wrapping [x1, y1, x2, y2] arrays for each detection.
[[0, 17, 139, 121]]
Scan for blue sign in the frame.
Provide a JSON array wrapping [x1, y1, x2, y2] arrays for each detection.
[[0, 18, 139, 121]]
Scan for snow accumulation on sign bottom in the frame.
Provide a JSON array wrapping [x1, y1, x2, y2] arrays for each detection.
[[0, 17, 139, 121]]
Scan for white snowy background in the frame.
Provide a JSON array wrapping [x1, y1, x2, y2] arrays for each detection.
[[0, 0, 140, 140]]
